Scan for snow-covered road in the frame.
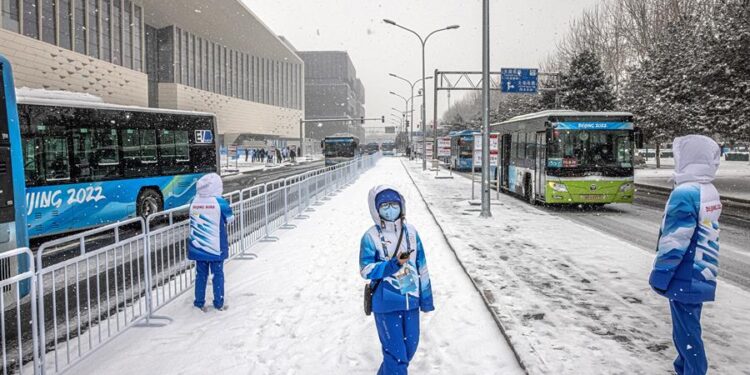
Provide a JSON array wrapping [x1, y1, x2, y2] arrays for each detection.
[[71, 157, 523, 375], [405, 159, 750, 375]]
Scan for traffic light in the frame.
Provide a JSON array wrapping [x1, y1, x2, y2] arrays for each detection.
[[381, 116, 385, 123], [361, 116, 364, 124]]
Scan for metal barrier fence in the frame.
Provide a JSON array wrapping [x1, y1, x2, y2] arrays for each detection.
[[0, 248, 40, 375], [0, 153, 379, 374]]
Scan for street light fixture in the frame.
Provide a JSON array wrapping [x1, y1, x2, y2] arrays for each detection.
[[389, 73, 433, 160], [384, 19, 460, 169]]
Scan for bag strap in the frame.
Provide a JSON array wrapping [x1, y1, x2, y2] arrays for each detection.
[[371, 220, 406, 293]]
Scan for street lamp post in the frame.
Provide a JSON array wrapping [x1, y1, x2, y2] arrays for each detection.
[[389, 74, 432, 160], [384, 19, 459, 170], [390, 91, 410, 153]]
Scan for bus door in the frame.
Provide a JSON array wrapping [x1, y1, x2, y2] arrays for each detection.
[[535, 132, 546, 199], [500, 134, 511, 188]]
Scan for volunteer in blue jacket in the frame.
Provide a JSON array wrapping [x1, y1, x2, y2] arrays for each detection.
[[188, 173, 234, 311], [649, 135, 722, 375], [360, 185, 434, 375]]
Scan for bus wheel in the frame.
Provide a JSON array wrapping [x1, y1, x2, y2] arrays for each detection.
[[137, 189, 163, 218]]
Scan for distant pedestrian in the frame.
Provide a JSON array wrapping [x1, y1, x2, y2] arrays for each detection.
[[290, 148, 296, 163], [360, 185, 434, 375], [649, 135, 722, 375], [276, 148, 282, 163], [188, 173, 234, 312], [244, 148, 249, 162]]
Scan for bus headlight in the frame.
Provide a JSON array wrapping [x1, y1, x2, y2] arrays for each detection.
[[619, 183, 634, 192], [549, 182, 568, 192]]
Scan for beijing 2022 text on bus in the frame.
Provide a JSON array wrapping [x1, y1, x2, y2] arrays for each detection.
[[8, 83, 219, 240], [491, 110, 642, 205]]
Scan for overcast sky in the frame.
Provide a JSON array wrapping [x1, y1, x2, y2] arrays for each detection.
[[244, 0, 602, 128]]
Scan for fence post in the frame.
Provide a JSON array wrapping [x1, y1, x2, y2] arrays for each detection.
[[143, 217, 154, 324], [283, 179, 289, 226], [264, 190, 271, 238], [239, 196, 247, 253]]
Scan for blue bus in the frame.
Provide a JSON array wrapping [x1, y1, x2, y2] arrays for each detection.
[[450, 130, 479, 170], [1, 55, 27, 254], [13, 89, 219, 240], [381, 142, 396, 156], [322, 133, 359, 166]]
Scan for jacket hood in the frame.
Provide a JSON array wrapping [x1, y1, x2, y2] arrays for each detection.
[[196, 173, 224, 197], [368, 185, 406, 225], [672, 135, 720, 185]]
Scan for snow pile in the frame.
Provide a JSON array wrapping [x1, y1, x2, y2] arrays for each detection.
[[404, 159, 750, 374], [69, 158, 522, 374]]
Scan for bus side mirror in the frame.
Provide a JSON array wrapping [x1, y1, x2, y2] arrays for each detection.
[[545, 128, 553, 143], [634, 127, 644, 149], [320, 140, 324, 149]]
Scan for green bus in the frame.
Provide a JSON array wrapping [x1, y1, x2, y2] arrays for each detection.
[[490, 110, 642, 205]]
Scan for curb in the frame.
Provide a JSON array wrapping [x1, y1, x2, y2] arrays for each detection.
[[400, 159, 530, 374]]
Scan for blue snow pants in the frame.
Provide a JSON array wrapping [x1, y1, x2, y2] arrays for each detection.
[[194, 261, 225, 309], [374, 309, 420, 375], [670, 300, 707, 375]]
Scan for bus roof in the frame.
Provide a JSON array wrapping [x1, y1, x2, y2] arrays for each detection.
[[324, 133, 358, 140], [16, 87, 216, 117], [498, 110, 633, 125], [451, 129, 480, 137]]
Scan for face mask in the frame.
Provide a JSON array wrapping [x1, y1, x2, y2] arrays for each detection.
[[378, 202, 401, 222]]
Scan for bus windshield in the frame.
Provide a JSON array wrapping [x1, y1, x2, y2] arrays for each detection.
[[548, 130, 633, 174], [324, 139, 357, 158], [381, 143, 395, 151], [457, 137, 473, 157]]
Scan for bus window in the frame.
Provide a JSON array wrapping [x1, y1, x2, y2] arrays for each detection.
[[92, 128, 120, 179], [71, 128, 93, 179], [44, 137, 70, 182], [174, 130, 190, 163], [23, 138, 40, 184], [159, 129, 190, 174], [526, 133, 536, 162], [142, 129, 157, 163]]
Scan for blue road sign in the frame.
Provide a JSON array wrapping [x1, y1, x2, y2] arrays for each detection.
[[500, 68, 538, 93]]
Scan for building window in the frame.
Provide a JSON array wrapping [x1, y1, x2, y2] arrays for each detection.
[[2, 0, 20, 32], [58, 0, 72, 49], [111, 0, 120, 65], [22, 0, 38, 39], [213, 43, 219, 93], [180, 31, 187, 85], [172, 27, 181, 84], [203, 39, 208, 90], [253, 56, 258, 101], [41, 0, 56, 44], [195, 37, 202, 90], [88, 0, 99, 58], [101, 0, 111, 62], [188, 33, 195, 88], [227, 49, 233, 97], [122, 0, 131, 68], [133, 5, 142, 71], [74, 0, 86, 54]]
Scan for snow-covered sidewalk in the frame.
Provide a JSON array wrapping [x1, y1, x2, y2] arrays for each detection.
[[71, 158, 522, 374], [404, 159, 750, 374]]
